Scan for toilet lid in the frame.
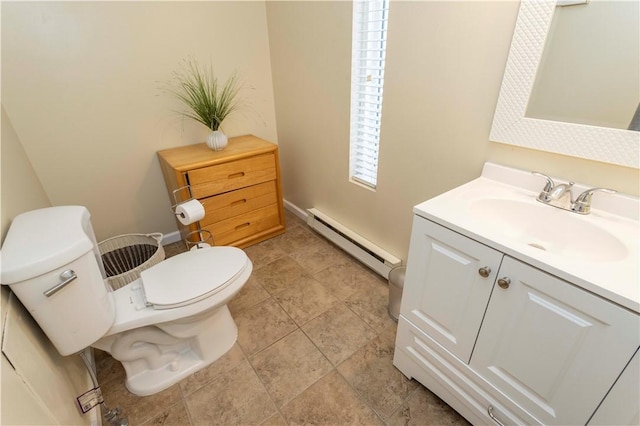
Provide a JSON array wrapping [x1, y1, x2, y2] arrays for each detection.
[[140, 246, 248, 309]]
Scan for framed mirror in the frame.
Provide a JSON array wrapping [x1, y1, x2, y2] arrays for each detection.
[[490, 0, 639, 169]]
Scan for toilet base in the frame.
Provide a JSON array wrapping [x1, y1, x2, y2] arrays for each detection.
[[124, 340, 235, 396], [97, 305, 238, 396]]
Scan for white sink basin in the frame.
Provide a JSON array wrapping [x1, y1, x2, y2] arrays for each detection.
[[469, 198, 628, 263], [412, 163, 639, 313]]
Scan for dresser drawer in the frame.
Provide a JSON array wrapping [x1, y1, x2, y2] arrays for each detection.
[[199, 181, 278, 227], [203, 204, 281, 246], [188, 153, 276, 198]]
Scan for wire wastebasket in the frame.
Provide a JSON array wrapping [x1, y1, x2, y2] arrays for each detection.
[[98, 233, 165, 290]]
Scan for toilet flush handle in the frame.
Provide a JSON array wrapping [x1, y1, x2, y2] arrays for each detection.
[[44, 269, 78, 297]]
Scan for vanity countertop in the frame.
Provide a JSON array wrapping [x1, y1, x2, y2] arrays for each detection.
[[413, 162, 639, 313]]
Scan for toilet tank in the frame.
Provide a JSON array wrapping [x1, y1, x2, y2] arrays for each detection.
[[1, 206, 115, 355]]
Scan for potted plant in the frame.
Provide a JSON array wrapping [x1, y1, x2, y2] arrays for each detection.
[[169, 60, 241, 151]]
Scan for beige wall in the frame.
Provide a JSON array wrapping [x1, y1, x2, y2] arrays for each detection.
[[2, 1, 278, 241], [1, 108, 92, 425], [1, 107, 51, 240], [3, 0, 638, 264], [267, 0, 639, 262]]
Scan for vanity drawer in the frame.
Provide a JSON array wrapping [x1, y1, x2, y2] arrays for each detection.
[[188, 153, 276, 198], [199, 181, 278, 227], [203, 203, 282, 246]]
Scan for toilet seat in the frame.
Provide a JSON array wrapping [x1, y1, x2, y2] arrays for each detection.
[[140, 246, 248, 309]]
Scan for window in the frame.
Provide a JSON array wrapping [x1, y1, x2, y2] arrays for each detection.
[[349, 0, 389, 189]]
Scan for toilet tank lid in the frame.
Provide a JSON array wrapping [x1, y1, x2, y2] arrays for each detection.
[[1, 206, 95, 284]]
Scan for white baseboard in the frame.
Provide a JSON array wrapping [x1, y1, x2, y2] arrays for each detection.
[[284, 199, 309, 222], [283, 199, 400, 278], [161, 230, 182, 245], [306, 208, 400, 278]]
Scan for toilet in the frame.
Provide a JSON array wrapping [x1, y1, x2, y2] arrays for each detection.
[[0, 206, 252, 396]]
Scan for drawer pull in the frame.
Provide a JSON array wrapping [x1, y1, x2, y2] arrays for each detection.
[[231, 198, 247, 207], [235, 222, 251, 230], [487, 405, 505, 426], [228, 172, 246, 179]]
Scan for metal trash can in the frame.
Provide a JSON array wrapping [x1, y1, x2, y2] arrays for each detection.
[[388, 266, 406, 321]]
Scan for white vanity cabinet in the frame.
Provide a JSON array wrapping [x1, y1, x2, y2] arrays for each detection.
[[394, 215, 640, 426]]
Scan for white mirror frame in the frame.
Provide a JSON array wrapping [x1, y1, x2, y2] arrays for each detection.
[[490, 0, 639, 169]]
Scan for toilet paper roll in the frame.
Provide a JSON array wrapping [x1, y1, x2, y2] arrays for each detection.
[[175, 199, 205, 225]]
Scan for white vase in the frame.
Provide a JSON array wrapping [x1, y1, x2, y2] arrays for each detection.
[[205, 130, 228, 151]]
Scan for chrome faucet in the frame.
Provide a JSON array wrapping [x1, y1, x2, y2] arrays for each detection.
[[532, 172, 616, 214], [532, 172, 575, 210]]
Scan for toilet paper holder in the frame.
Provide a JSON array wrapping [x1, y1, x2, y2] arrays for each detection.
[[170, 185, 195, 219], [185, 229, 214, 251], [170, 185, 215, 249]]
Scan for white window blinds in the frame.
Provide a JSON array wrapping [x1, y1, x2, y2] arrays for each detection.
[[349, 0, 389, 189]]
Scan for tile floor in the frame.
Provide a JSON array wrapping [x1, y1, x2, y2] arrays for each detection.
[[96, 211, 470, 426]]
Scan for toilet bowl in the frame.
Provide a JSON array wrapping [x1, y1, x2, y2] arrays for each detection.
[[0, 206, 252, 396]]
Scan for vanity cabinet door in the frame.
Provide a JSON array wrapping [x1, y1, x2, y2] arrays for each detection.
[[588, 350, 640, 425], [400, 216, 503, 363], [470, 256, 640, 426]]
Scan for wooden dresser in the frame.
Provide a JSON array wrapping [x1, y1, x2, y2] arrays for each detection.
[[157, 135, 286, 248]]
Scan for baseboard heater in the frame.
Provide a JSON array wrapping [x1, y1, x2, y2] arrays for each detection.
[[306, 208, 401, 279]]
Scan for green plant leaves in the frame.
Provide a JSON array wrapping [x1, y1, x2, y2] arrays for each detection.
[[169, 60, 240, 131]]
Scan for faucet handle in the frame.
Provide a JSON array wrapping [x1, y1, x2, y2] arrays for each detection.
[[531, 171, 555, 193], [572, 188, 617, 214]]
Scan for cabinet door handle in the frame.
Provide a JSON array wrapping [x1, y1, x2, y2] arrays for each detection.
[[228, 172, 246, 179], [497, 277, 511, 289], [478, 266, 491, 278], [487, 405, 506, 426], [235, 222, 251, 230]]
